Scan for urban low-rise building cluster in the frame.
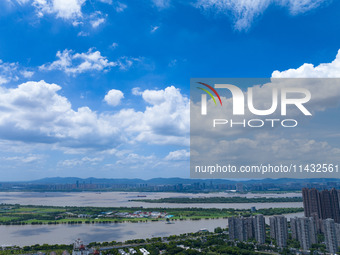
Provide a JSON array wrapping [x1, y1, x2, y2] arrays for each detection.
[[57, 210, 172, 220], [114, 211, 171, 219]]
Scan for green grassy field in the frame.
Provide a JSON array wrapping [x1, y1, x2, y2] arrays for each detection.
[[131, 196, 303, 203], [0, 204, 304, 225]]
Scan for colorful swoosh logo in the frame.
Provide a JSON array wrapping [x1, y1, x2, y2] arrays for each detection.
[[196, 82, 222, 106]]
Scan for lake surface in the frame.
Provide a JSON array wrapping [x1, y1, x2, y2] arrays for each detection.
[[0, 191, 303, 246], [0, 191, 302, 209], [0, 212, 304, 247]]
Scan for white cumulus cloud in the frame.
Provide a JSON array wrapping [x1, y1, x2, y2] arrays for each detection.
[[21, 70, 35, 78], [136, 86, 190, 145], [131, 87, 142, 96], [60, 156, 103, 167], [111, 42, 119, 48], [32, 0, 86, 20], [151, 25, 159, 33], [195, 0, 328, 31], [10, 0, 114, 27], [0, 81, 189, 151], [165, 149, 190, 161], [152, 0, 170, 9], [104, 89, 124, 106], [39, 48, 139, 75], [0, 80, 122, 148], [115, 2, 127, 12], [0, 60, 34, 85], [272, 49, 340, 78], [89, 11, 107, 28]]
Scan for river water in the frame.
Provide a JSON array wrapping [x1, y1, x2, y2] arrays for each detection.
[[0, 191, 302, 209], [0, 213, 304, 247], [0, 192, 303, 246]]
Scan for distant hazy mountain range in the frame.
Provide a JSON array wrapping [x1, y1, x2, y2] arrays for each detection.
[[5, 177, 339, 185]]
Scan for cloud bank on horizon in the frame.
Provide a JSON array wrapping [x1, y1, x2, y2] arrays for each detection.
[[0, 0, 339, 180]]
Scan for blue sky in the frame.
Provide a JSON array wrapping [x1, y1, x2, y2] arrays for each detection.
[[0, 0, 339, 181]]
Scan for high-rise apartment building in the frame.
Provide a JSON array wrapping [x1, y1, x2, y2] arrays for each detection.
[[228, 216, 254, 242], [323, 219, 338, 254], [302, 188, 340, 223], [254, 214, 266, 244], [335, 223, 340, 246], [290, 217, 317, 251], [228, 215, 264, 243], [290, 217, 298, 240], [269, 216, 288, 247]]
